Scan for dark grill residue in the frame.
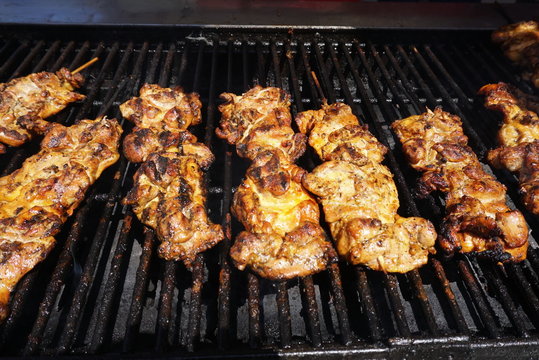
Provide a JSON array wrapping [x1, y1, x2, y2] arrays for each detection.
[[0, 29, 538, 358]]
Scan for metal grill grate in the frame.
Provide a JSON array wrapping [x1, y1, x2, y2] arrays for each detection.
[[1, 28, 539, 358]]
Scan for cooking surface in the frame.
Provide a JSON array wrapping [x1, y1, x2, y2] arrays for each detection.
[[1, 28, 539, 358]]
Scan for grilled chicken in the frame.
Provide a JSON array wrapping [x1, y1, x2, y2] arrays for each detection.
[[296, 103, 436, 272], [392, 108, 528, 262], [217, 86, 306, 161], [123, 152, 223, 265], [217, 86, 336, 279], [0, 68, 85, 150], [492, 21, 539, 88], [120, 84, 223, 264], [0, 117, 122, 323], [230, 149, 337, 278], [479, 82, 539, 215]]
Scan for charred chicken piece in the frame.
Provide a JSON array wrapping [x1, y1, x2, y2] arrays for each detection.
[[0, 68, 85, 150], [120, 84, 223, 265], [492, 21, 539, 88], [297, 103, 436, 273], [392, 108, 528, 262], [0, 117, 122, 323], [230, 149, 337, 279], [119, 83, 202, 133], [123, 151, 223, 265], [217, 86, 306, 161], [479, 83, 539, 215]]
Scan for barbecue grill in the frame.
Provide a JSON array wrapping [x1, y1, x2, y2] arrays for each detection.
[[1, 3, 539, 358]]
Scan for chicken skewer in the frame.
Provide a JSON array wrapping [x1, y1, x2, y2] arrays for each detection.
[[120, 84, 223, 265], [0, 116, 122, 323], [296, 102, 437, 273], [392, 108, 528, 262], [492, 21, 539, 88], [0, 59, 94, 152], [217, 86, 336, 279], [479, 82, 539, 215]]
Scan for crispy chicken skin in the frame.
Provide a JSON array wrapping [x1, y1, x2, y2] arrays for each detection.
[[392, 108, 528, 262], [217, 86, 335, 279], [230, 149, 337, 279], [120, 85, 223, 264], [0, 68, 85, 150], [479, 83, 539, 215], [297, 103, 436, 272], [123, 152, 223, 266], [217, 86, 306, 161], [0, 117, 122, 322], [492, 21, 539, 88]]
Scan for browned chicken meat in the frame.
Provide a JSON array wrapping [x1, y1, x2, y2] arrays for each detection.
[[492, 21, 539, 88], [392, 108, 528, 262], [0, 117, 122, 323], [479, 82, 539, 215], [0, 68, 85, 151], [120, 84, 224, 264], [217, 86, 306, 161], [296, 103, 436, 273], [217, 86, 336, 279], [123, 152, 223, 265], [230, 149, 337, 279]]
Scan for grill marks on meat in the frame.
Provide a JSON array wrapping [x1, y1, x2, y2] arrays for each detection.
[[0, 117, 122, 322], [121, 85, 223, 265], [493, 21, 539, 88], [296, 103, 436, 273], [217, 86, 336, 279], [392, 108, 528, 262], [479, 82, 539, 215], [0, 68, 85, 151]]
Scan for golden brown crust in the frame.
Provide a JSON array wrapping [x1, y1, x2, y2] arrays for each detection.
[[298, 103, 436, 273], [0, 68, 85, 148], [480, 83, 539, 216], [229, 150, 337, 278], [123, 152, 224, 266], [392, 108, 528, 262], [217, 86, 306, 161], [0, 117, 122, 323]]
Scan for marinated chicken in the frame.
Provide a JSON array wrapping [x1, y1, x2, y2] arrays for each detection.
[[217, 86, 336, 279], [120, 84, 223, 264], [123, 152, 223, 265], [492, 21, 539, 88], [392, 108, 528, 262], [0, 117, 122, 323], [0, 68, 85, 150], [217, 86, 306, 161], [296, 103, 436, 272], [479, 82, 539, 215]]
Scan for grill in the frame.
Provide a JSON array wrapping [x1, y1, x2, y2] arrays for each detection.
[[1, 26, 539, 358]]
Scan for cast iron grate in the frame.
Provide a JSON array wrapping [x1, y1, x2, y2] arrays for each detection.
[[0, 28, 539, 358]]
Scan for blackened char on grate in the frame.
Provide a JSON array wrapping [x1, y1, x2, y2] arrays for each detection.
[[0, 27, 538, 359]]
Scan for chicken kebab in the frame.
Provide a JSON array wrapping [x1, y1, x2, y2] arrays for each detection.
[[0, 117, 122, 323], [121, 84, 223, 266], [295, 103, 437, 272], [217, 86, 336, 279], [392, 108, 529, 262], [493, 21, 539, 88], [479, 83, 539, 215], [0, 68, 86, 153]]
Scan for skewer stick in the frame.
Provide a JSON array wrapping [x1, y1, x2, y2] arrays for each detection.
[[311, 71, 328, 106], [72, 57, 99, 74]]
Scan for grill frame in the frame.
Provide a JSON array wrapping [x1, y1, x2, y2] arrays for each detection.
[[0, 26, 539, 358]]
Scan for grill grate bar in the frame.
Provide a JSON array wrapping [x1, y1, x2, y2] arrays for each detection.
[[51, 41, 76, 72], [0, 41, 28, 78], [216, 41, 234, 350], [9, 40, 44, 80], [506, 264, 539, 328], [89, 214, 134, 353], [32, 40, 60, 73]]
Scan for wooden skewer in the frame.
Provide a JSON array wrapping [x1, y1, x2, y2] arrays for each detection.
[[311, 71, 327, 106], [72, 57, 99, 74]]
